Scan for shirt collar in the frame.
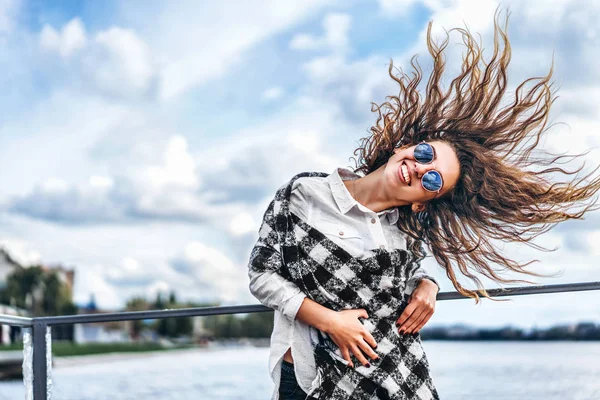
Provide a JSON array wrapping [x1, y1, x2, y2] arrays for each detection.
[[327, 167, 400, 225]]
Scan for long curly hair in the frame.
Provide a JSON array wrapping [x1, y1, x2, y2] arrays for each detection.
[[350, 9, 600, 303]]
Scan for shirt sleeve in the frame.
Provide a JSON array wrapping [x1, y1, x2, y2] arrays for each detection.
[[247, 180, 309, 322], [404, 238, 441, 295], [406, 266, 441, 295], [248, 266, 307, 321]]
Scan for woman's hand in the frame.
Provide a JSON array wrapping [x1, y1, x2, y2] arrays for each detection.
[[325, 309, 379, 368], [396, 279, 438, 334]]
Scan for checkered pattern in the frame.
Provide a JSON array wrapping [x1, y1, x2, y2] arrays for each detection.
[[249, 172, 440, 400]]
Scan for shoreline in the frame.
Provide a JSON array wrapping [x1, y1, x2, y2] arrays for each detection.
[[53, 340, 270, 367]]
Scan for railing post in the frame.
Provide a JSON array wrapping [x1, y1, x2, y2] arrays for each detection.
[[32, 321, 48, 400], [22, 327, 33, 400]]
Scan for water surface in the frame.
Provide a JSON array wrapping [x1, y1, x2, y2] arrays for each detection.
[[1, 341, 599, 399]]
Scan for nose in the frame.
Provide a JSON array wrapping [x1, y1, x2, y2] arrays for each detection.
[[414, 161, 436, 178]]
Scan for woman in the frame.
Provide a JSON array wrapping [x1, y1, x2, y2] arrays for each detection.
[[248, 10, 600, 400]]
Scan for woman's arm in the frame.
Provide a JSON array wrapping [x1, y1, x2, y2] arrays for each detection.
[[405, 238, 441, 295], [248, 263, 380, 368], [248, 257, 307, 322], [296, 297, 380, 368], [396, 237, 440, 334], [247, 180, 379, 367], [247, 182, 308, 320]]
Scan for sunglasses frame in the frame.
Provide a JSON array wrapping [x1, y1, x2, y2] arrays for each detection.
[[414, 141, 444, 196]]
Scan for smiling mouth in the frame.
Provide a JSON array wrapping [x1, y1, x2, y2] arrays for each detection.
[[398, 161, 411, 185]]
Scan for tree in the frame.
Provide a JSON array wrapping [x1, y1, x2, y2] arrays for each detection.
[[168, 291, 177, 305], [0, 266, 75, 316], [125, 296, 150, 340], [154, 292, 193, 338], [154, 292, 165, 309]]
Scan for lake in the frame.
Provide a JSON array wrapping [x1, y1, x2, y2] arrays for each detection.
[[0, 341, 599, 399]]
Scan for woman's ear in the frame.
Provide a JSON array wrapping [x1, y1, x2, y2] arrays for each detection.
[[411, 203, 425, 213]]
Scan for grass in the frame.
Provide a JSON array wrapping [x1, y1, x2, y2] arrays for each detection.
[[0, 342, 194, 357]]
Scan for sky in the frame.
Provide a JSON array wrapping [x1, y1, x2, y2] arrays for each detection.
[[0, 0, 599, 330]]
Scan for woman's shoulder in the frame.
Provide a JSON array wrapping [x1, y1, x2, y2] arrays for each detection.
[[291, 175, 326, 208], [274, 172, 328, 192], [291, 174, 327, 192], [278, 174, 327, 221]]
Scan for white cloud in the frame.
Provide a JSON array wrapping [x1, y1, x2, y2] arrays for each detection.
[[39, 18, 87, 58], [88, 175, 115, 192], [74, 267, 121, 309], [179, 241, 245, 303], [289, 33, 318, 51], [85, 26, 154, 96], [4, 101, 342, 226], [287, 130, 319, 153], [151, 0, 335, 100], [39, 19, 155, 98], [5, 134, 205, 224], [2, 0, 600, 319], [378, 0, 424, 16], [290, 12, 351, 54], [146, 280, 171, 300], [0, 0, 20, 36], [0, 238, 42, 266], [262, 86, 284, 101], [229, 212, 256, 237], [132, 135, 199, 193], [40, 177, 69, 194], [106, 257, 143, 282]]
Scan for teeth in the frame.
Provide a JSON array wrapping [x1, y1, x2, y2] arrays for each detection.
[[401, 164, 411, 184]]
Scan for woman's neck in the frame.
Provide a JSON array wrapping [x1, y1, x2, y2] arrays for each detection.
[[343, 165, 410, 212]]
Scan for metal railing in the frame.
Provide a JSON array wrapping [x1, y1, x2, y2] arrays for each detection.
[[1, 281, 600, 399]]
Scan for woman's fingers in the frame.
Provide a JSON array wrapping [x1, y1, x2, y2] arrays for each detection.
[[396, 302, 417, 329], [399, 307, 425, 333], [408, 310, 432, 334], [362, 330, 377, 348], [356, 337, 380, 362], [349, 343, 370, 367], [340, 346, 354, 368], [409, 314, 430, 334], [402, 309, 430, 334]]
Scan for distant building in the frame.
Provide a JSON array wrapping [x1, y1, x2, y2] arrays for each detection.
[[0, 247, 76, 343], [193, 316, 211, 340], [41, 263, 75, 293], [0, 246, 76, 301], [0, 247, 22, 290], [74, 294, 130, 344], [0, 248, 28, 345], [0, 304, 28, 345]]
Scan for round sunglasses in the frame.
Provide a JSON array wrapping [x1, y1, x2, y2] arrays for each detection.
[[412, 141, 444, 194]]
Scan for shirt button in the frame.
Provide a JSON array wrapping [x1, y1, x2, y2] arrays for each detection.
[[379, 244, 385, 249], [339, 231, 344, 236], [371, 218, 377, 224]]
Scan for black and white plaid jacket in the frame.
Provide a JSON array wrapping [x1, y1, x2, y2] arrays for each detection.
[[249, 171, 440, 400]]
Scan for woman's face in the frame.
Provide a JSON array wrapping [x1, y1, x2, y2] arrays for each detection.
[[386, 140, 460, 211]]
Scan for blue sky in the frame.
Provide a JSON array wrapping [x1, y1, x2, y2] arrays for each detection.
[[0, 0, 599, 329]]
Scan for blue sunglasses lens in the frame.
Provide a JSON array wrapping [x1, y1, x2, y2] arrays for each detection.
[[414, 143, 434, 164], [422, 170, 442, 192]]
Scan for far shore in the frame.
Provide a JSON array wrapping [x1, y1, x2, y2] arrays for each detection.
[[0, 338, 271, 362]]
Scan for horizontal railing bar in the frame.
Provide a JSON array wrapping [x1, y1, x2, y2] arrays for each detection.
[[436, 280, 600, 300], [1, 281, 599, 327], [36, 305, 273, 326], [0, 314, 33, 327]]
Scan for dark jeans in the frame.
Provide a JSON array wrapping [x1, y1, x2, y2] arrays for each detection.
[[279, 360, 317, 400]]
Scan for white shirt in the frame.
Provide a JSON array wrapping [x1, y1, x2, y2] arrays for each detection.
[[247, 167, 440, 399]]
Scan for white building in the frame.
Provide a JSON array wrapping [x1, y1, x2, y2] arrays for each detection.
[[0, 248, 28, 345], [0, 247, 21, 292]]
